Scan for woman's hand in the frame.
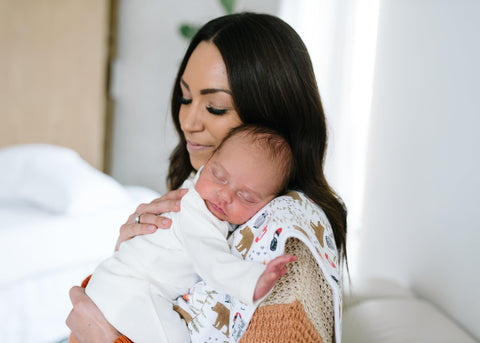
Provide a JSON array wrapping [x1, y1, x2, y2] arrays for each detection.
[[115, 188, 188, 251], [66, 286, 122, 343]]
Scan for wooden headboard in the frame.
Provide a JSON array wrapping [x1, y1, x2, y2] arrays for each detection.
[[0, 0, 114, 171]]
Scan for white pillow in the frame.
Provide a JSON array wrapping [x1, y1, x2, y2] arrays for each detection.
[[0, 144, 132, 214]]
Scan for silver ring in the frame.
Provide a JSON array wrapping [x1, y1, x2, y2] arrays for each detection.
[[133, 213, 141, 224]]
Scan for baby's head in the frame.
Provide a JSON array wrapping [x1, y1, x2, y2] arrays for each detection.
[[195, 124, 294, 225]]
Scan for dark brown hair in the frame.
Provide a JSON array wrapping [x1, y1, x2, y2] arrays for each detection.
[[168, 13, 347, 262]]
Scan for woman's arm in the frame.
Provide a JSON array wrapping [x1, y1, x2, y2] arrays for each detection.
[[115, 188, 188, 250]]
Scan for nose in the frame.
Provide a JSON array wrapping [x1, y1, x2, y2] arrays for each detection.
[[180, 101, 204, 132], [217, 186, 233, 204]]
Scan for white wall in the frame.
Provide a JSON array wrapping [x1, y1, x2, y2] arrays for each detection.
[[352, 0, 480, 339], [109, 0, 280, 194]]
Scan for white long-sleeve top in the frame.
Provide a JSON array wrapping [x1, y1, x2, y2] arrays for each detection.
[[86, 173, 266, 343]]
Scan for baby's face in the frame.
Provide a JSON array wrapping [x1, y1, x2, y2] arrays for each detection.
[[195, 138, 283, 225]]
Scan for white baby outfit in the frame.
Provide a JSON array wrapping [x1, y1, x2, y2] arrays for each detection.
[[86, 172, 266, 343]]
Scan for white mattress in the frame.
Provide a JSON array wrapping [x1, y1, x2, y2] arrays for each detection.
[[0, 143, 162, 343], [1, 204, 129, 285], [0, 186, 159, 343]]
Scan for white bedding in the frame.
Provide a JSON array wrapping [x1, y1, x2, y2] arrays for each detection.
[[0, 144, 160, 343]]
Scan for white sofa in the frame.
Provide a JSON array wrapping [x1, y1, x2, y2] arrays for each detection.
[[342, 279, 478, 343]]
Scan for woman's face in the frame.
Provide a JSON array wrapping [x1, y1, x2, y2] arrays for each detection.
[[179, 41, 242, 170]]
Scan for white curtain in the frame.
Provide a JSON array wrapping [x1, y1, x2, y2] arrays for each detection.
[[279, 0, 380, 271]]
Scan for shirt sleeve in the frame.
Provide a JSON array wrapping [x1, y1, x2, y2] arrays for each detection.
[[173, 189, 266, 305]]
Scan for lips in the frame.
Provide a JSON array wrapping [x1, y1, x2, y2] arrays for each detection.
[[186, 139, 214, 152], [206, 200, 226, 219]]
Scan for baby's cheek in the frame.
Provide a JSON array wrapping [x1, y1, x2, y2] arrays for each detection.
[[194, 178, 208, 198], [229, 204, 254, 225]]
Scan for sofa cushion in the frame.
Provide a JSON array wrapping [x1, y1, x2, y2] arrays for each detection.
[[343, 287, 477, 343]]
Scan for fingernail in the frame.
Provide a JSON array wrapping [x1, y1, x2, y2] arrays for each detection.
[[161, 219, 171, 226], [148, 225, 157, 232]]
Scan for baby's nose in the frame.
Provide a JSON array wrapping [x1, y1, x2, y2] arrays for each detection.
[[218, 187, 233, 204]]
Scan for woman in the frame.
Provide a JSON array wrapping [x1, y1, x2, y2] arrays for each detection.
[[67, 12, 347, 343]]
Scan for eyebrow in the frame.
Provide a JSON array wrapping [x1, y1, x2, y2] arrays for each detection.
[[201, 88, 232, 95], [181, 78, 232, 95]]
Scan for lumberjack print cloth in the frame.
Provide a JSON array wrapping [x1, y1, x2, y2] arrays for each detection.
[[174, 191, 342, 343]]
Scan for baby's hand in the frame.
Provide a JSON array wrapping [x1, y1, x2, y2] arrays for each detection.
[[253, 254, 297, 301]]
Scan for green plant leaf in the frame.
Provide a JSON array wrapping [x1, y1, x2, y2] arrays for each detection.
[[179, 24, 200, 40], [220, 0, 235, 14]]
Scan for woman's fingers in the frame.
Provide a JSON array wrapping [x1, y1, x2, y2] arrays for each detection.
[[155, 188, 189, 201], [116, 222, 157, 251], [134, 188, 187, 217], [137, 213, 173, 228], [115, 189, 188, 251], [115, 214, 175, 251], [135, 199, 180, 217], [139, 188, 188, 212]]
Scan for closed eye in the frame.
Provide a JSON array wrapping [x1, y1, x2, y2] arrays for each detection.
[[212, 169, 227, 184], [179, 96, 192, 105], [207, 106, 227, 115], [237, 191, 259, 204]]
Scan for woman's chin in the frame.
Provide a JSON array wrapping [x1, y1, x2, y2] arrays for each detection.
[[189, 153, 210, 171]]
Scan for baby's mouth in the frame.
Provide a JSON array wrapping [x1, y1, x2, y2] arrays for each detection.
[[210, 202, 225, 215], [207, 200, 226, 217]]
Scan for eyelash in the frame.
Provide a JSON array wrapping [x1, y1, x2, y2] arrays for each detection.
[[212, 170, 257, 204], [212, 170, 227, 184], [178, 97, 227, 116], [179, 96, 192, 105], [237, 191, 257, 204], [207, 106, 227, 116]]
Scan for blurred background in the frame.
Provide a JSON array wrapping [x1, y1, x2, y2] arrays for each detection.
[[1, 0, 479, 342]]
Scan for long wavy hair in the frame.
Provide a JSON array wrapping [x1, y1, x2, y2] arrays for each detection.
[[168, 12, 347, 262]]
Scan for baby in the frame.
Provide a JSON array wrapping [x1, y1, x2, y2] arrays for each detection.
[[84, 124, 296, 343]]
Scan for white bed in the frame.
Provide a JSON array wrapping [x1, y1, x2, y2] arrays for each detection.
[[0, 144, 160, 343]]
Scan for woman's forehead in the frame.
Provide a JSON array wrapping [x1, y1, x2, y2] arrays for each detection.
[[182, 41, 229, 89]]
